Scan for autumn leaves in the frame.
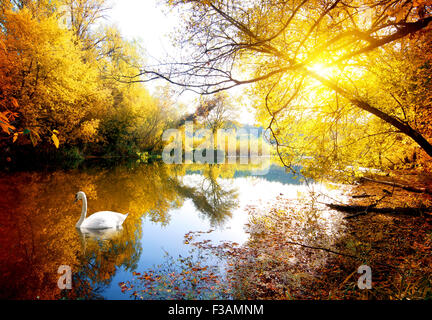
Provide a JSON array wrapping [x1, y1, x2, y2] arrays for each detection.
[[0, 1, 176, 161]]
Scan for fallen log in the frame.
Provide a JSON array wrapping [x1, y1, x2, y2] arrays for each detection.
[[360, 177, 432, 195], [326, 203, 432, 217], [352, 194, 376, 199]]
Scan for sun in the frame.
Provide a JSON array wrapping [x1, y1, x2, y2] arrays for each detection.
[[309, 63, 332, 78]]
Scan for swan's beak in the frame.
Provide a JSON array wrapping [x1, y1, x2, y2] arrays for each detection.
[[73, 197, 78, 204]]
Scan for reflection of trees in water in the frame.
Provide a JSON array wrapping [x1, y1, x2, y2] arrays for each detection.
[[173, 164, 239, 227], [62, 227, 142, 300], [0, 162, 249, 299]]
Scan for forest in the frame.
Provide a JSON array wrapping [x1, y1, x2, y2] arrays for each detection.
[[2, 0, 432, 175], [1, 0, 432, 301], [0, 0, 184, 167]]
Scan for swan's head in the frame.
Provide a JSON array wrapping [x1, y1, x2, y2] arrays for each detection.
[[74, 191, 86, 203]]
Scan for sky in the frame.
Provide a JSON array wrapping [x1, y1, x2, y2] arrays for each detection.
[[108, 0, 177, 63], [106, 0, 256, 125]]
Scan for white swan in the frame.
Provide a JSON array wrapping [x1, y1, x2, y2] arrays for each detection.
[[74, 191, 128, 230]]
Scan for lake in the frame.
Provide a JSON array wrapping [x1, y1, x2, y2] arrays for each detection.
[[0, 162, 345, 299]]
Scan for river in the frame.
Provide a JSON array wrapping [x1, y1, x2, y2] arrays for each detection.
[[0, 162, 345, 299]]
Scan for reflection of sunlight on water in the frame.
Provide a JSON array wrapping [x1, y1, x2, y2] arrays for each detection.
[[181, 174, 349, 246]]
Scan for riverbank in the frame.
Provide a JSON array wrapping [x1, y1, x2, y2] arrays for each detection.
[[190, 170, 432, 299], [314, 170, 432, 299], [0, 146, 162, 172]]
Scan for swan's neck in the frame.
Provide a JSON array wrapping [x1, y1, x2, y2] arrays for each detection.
[[76, 194, 87, 228]]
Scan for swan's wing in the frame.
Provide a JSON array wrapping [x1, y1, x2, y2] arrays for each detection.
[[80, 214, 111, 229], [81, 211, 127, 229]]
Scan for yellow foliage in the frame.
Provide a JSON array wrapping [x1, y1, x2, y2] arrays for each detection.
[[0, 5, 108, 146]]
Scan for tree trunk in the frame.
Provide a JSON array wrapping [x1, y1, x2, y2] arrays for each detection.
[[326, 203, 431, 217], [306, 69, 432, 158], [360, 177, 432, 195]]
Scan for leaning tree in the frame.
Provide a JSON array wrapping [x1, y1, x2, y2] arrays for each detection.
[[128, 0, 432, 176]]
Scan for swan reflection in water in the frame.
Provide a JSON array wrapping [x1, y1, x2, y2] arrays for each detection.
[[79, 227, 124, 240], [78, 226, 125, 255]]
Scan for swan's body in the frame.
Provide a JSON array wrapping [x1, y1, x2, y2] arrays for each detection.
[[79, 227, 122, 240], [74, 191, 128, 230]]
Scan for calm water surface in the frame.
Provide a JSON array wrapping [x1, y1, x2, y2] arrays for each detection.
[[0, 162, 343, 299]]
